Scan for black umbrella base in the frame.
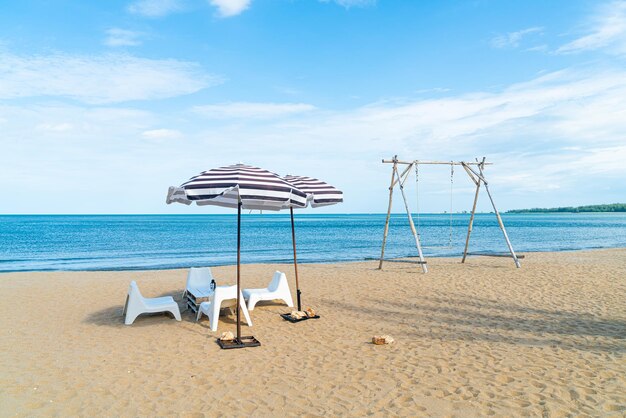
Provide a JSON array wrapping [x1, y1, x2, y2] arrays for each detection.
[[217, 336, 261, 349], [280, 313, 321, 323]]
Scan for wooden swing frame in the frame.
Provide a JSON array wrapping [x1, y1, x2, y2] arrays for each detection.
[[378, 156, 521, 272]]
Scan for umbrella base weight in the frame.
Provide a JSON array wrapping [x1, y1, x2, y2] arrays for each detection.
[[280, 313, 321, 323], [217, 336, 261, 349]]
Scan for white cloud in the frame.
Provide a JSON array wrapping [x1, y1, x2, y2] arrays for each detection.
[[184, 67, 626, 208], [490, 27, 543, 49], [141, 128, 183, 139], [0, 51, 220, 104], [320, 0, 376, 8], [128, 0, 183, 17], [205, 0, 372, 17], [351, 68, 626, 146], [557, 0, 626, 55], [209, 0, 251, 17], [36, 123, 74, 132], [104, 28, 144, 47], [526, 44, 548, 52], [193, 102, 316, 118], [3, 66, 626, 212], [1, 104, 155, 137], [187, 69, 626, 160], [126, 0, 374, 20]]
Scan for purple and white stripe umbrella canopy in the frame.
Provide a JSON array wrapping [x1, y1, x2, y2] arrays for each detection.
[[282, 175, 343, 208], [281, 174, 343, 311], [166, 164, 308, 210]]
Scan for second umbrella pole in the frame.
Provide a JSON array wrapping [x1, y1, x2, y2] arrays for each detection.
[[236, 201, 242, 342], [290, 207, 302, 311]]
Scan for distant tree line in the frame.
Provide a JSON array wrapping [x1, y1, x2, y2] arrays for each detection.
[[507, 203, 626, 213]]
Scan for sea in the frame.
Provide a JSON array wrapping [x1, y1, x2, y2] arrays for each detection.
[[1, 213, 626, 272]]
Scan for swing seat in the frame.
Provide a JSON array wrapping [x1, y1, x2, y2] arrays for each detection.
[[466, 252, 525, 259], [386, 258, 428, 264], [420, 244, 454, 250]]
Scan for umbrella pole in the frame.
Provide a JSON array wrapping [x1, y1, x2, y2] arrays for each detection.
[[236, 201, 242, 343], [290, 207, 302, 311], [219, 200, 259, 348]]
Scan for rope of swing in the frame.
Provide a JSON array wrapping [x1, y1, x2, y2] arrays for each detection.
[[449, 162, 454, 247], [415, 161, 455, 248], [415, 163, 420, 236]]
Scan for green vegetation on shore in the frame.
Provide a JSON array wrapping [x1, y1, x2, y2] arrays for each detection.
[[507, 203, 626, 213]]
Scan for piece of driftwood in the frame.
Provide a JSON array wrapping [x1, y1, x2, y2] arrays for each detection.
[[219, 331, 235, 341], [372, 335, 394, 345]]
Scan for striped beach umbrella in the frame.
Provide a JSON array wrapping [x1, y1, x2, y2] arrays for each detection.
[[283, 175, 344, 208], [166, 163, 308, 348], [167, 164, 308, 210], [282, 175, 343, 311]]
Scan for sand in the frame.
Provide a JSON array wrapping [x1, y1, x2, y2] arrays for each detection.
[[1, 249, 625, 417]]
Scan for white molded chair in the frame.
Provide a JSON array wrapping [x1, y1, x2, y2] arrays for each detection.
[[123, 281, 181, 325], [196, 285, 253, 332], [243, 271, 294, 311], [183, 267, 215, 300]]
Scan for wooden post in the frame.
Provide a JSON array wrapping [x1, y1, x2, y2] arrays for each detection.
[[477, 161, 521, 268], [462, 178, 481, 263], [378, 158, 397, 269], [290, 207, 302, 311], [392, 163, 414, 188], [394, 166, 428, 273]]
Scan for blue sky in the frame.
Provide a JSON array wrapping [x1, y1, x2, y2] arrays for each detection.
[[1, 0, 625, 214]]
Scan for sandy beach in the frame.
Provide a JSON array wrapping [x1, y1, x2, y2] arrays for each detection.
[[1, 249, 625, 417]]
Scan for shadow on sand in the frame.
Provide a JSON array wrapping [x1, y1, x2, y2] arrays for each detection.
[[83, 289, 271, 328], [83, 289, 190, 327], [331, 294, 626, 353]]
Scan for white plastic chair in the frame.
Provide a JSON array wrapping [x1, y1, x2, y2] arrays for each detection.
[[123, 281, 181, 325], [196, 285, 253, 331], [183, 267, 215, 300], [242, 271, 294, 311]]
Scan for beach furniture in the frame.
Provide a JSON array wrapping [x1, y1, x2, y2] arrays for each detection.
[[243, 271, 294, 311], [196, 285, 253, 332], [123, 281, 181, 325], [167, 164, 342, 348], [183, 267, 216, 313], [167, 164, 312, 349], [183, 267, 215, 299]]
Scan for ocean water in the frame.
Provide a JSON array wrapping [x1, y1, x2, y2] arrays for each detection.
[[1, 213, 626, 272]]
